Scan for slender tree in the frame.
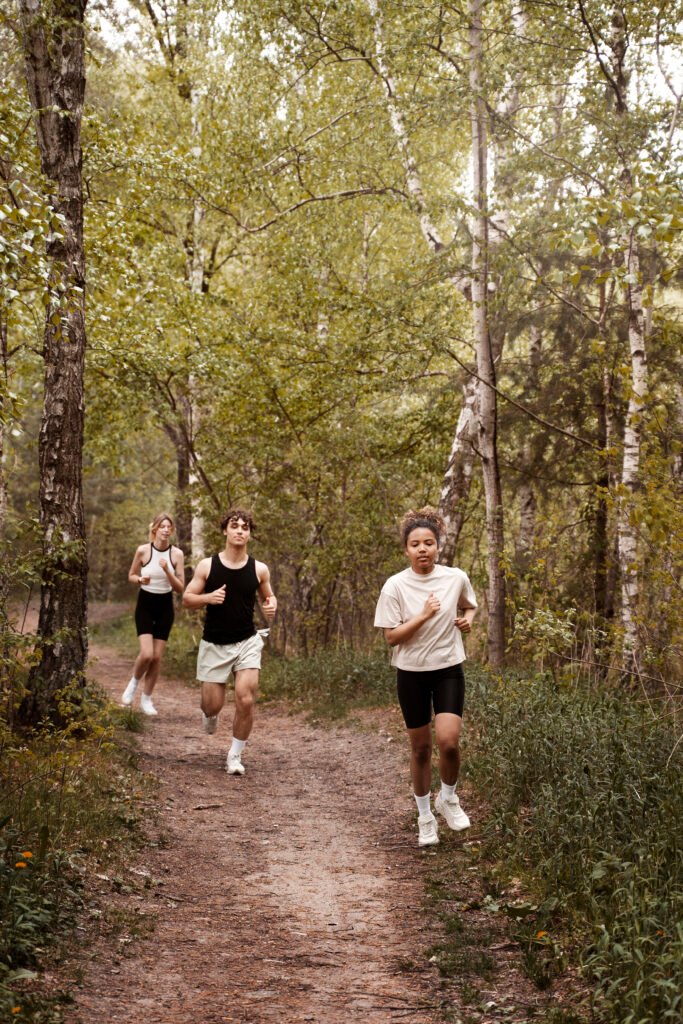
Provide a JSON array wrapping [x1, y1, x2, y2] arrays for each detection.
[[18, 0, 89, 723], [469, 0, 505, 665]]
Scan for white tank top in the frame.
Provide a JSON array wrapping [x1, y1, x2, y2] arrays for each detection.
[[140, 543, 176, 594]]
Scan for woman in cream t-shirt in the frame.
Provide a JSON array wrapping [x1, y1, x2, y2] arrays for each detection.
[[375, 507, 477, 847]]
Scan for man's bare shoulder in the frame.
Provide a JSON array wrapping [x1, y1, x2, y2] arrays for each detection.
[[193, 555, 213, 577], [255, 559, 270, 580]]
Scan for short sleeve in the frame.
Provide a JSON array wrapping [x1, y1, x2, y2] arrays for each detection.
[[374, 581, 403, 629], [459, 573, 478, 610]]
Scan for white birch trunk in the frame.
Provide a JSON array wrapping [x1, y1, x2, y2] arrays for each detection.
[[607, 7, 648, 673], [365, 0, 476, 552], [470, 0, 506, 665], [187, 88, 206, 561], [617, 231, 647, 668]]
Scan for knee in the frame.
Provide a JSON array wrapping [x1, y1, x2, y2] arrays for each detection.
[[236, 691, 255, 716], [149, 654, 161, 670], [438, 735, 461, 759], [411, 742, 432, 767]]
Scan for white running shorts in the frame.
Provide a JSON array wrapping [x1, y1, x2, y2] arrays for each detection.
[[196, 632, 265, 683]]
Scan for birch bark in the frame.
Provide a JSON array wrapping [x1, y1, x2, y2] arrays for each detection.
[[469, 0, 506, 666], [617, 228, 647, 668], [365, 0, 477, 559], [610, 9, 648, 671], [18, 0, 89, 723]]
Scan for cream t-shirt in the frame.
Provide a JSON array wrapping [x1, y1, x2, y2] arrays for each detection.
[[374, 564, 477, 671]]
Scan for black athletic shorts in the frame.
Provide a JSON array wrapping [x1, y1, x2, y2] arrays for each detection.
[[135, 590, 175, 641], [396, 663, 465, 729]]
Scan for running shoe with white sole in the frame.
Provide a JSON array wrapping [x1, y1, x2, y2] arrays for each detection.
[[139, 693, 158, 717], [417, 812, 439, 847], [435, 792, 470, 831], [121, 679, 138, 706], [226, 751, 245, 775]]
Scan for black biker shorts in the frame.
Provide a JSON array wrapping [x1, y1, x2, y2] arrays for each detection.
[[135, 590, 175, 641], [396, 663, 465, 729]]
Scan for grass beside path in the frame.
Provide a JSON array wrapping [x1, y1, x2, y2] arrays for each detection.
[[0, 676, 151, 1022]]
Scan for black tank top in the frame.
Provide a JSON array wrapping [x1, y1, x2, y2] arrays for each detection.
[[203, 554, 259, 644]]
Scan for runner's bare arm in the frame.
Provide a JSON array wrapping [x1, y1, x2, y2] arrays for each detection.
[[128, 544, 150, 586], [454, 594, 477, 633], [256, 561, 277, 621], [159, 547, 185, 594], [182, 558, 225, 608]]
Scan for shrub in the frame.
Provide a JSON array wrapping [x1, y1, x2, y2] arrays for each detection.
[[466, 668, 683, 1023], [260, 644, 395, 719]]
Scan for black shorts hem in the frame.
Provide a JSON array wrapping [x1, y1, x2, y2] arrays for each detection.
[[396, 663, 465, 729], [135, 590, 175, 641]]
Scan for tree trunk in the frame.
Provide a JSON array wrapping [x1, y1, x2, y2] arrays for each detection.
[[164, 418, 193, 559], [470, 0, 506, 666], [187, 87, 206, 561], [617, 229, 647, 670], [438, 381, 478, 565], [0, 315, 8, 540], [365, 0, 476, 549], [608, 7, 648, 673], [593, 285, 618, 621], [19, 0, 89, 725]]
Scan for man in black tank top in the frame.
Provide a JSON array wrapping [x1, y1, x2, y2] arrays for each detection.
[[183, 509, 277, 775]]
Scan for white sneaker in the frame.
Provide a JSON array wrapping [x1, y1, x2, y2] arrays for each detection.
[[121, 679, 138, 706], [226, 751, 245, 775], [417, 813, 439, 847], [202, 712, 218, 735], [140, 693, 158, 717], [435, 792, 470, 831]]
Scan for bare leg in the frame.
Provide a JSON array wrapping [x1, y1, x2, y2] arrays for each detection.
[[133, 635, 154, 681], [142, 639, 167, 696], [200, 681, 227, 718], [406, 723, 433, 797], [434, 713, 463, 786], [232, 669, 259, 741]]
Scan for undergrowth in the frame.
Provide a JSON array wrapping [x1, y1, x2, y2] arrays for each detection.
[[259, 645, 395, 718], [2, 573, 148, 1021], [464, 666, 683, 1024]]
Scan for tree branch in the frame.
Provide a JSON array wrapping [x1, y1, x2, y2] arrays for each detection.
[[443, 343, 601, 450]]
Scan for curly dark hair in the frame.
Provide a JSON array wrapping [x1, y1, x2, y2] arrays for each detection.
[[220, 508, 257, 533], [399, 506, 445, 546]]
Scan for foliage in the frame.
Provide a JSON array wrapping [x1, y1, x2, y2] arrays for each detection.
[[0, 544, 146, 1020], [0, 692, 146, 1020], [466, 667, 683, 1023], [260, 644, 396, 719]]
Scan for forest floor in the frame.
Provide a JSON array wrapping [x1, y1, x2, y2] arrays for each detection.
[[45, 616, 568, 1024]]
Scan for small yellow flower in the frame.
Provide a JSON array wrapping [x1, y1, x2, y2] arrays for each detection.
[[12, 1007, 21, 1015], [536, 930, 548, 939], [15, 862, 27, 869], [21, 851, 33, 859]]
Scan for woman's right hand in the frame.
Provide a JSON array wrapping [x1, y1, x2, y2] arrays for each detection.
[[139, 574, 150, 585], [423, 592, 440, 618]]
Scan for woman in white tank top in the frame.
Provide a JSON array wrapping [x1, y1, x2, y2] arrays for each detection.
[[121, 512, 185, 715]]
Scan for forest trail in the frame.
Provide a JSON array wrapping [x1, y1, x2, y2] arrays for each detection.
[[65, 640, 452, 1024]]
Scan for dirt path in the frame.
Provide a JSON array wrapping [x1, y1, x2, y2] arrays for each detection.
[[66, 643, 453, 1024]]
